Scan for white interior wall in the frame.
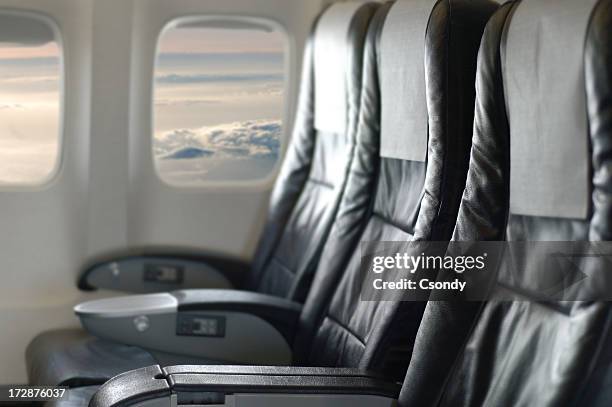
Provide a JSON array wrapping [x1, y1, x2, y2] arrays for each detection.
[[0, 0, 93, 384], [0, 0, 323, 383]]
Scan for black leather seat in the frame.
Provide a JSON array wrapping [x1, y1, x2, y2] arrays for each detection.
[[399, 0, 612, 405], [292, 0, 496, 376], [32, 0, 497, 400], [244, 1, 378, 303]]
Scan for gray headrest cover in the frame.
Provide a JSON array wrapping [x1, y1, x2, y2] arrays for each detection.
[[379, 0, 436, 161], [313, 2, 363, 134], [504, 0, 599, 219]]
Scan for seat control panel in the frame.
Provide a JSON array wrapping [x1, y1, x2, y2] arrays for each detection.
[[177, 314, 226, 338], [79, 255, 238, 293], [144, 263, 185, 284]]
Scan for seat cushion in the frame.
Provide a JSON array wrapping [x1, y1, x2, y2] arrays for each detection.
[[26, 329, 156, 386], [27, 328, 228, 386]]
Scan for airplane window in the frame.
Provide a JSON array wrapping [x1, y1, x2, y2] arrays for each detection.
[[153, 19, 286, 186], [0, 13, 62, 186]]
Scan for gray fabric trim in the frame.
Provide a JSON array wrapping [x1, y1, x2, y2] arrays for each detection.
[[379, 0, 436, 162], [504, 0, 598, 219], [313, 2, 363, 134]]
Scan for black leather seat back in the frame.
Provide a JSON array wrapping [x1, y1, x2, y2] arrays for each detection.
[[246, 2, 378, 302], [292, 0, 497, 380], [400, 0, 612, 405]]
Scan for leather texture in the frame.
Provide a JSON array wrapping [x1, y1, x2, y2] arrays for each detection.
[[26, 329, 156, 387], [248, 2, 379, 302], [86, 365, 400, 407], [165, 366, 401, 398], [399, 1, 612, 406], [296, 0, 497, 383]]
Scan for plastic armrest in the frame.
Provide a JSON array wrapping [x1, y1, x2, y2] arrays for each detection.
[[90, 365, 401, 407], [76, 289, 302, 365], [77, 250, 250, 293]]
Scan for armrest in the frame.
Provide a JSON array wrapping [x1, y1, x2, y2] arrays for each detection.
[[77, 250, 250, 293], [75, 289, 302, 365], [90, 365, 401, 407]]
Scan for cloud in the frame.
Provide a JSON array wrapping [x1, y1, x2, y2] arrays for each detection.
[[162, 146, 215, 160], [155, 119, 282, 160], [156, 73, 283, 85]]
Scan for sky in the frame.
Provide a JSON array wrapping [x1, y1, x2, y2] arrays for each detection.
[[0, 45, 60, 185], [0, 21, 285, 185], [153, 26, 285, 184]]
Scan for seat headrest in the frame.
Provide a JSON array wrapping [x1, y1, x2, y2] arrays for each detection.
[[313, 2, 368, 134], [504, 0, 600, 219], [379, 0, 437, 162]]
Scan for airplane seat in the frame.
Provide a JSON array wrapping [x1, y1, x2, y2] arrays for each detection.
[[293, 0, 498, 379], [246, 1, 378, 302], [27, 0, 381, 388], [398, 0, 612, 405], [35, 1, 498, 406]]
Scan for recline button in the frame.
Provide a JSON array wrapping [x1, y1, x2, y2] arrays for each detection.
[[143, 263, 185, 284], [176, 314, 226, 338]]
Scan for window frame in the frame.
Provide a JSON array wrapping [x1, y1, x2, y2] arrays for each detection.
[[0, 8, 65, 190], [151, 14, 291, 190]]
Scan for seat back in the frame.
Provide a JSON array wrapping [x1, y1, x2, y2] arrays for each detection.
[[399, 0, 612, 405], [293, 0, 497, 380], [246, 2, 379, 302]]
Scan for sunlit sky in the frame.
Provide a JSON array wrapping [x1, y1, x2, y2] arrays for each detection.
[[154, 27, 285, 184], [155, 27, 284, 133], [0, 42, 59, 59], [0, 40, 60, 184], [0, 23, 285, 184], [159, 27, 284, 54]]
